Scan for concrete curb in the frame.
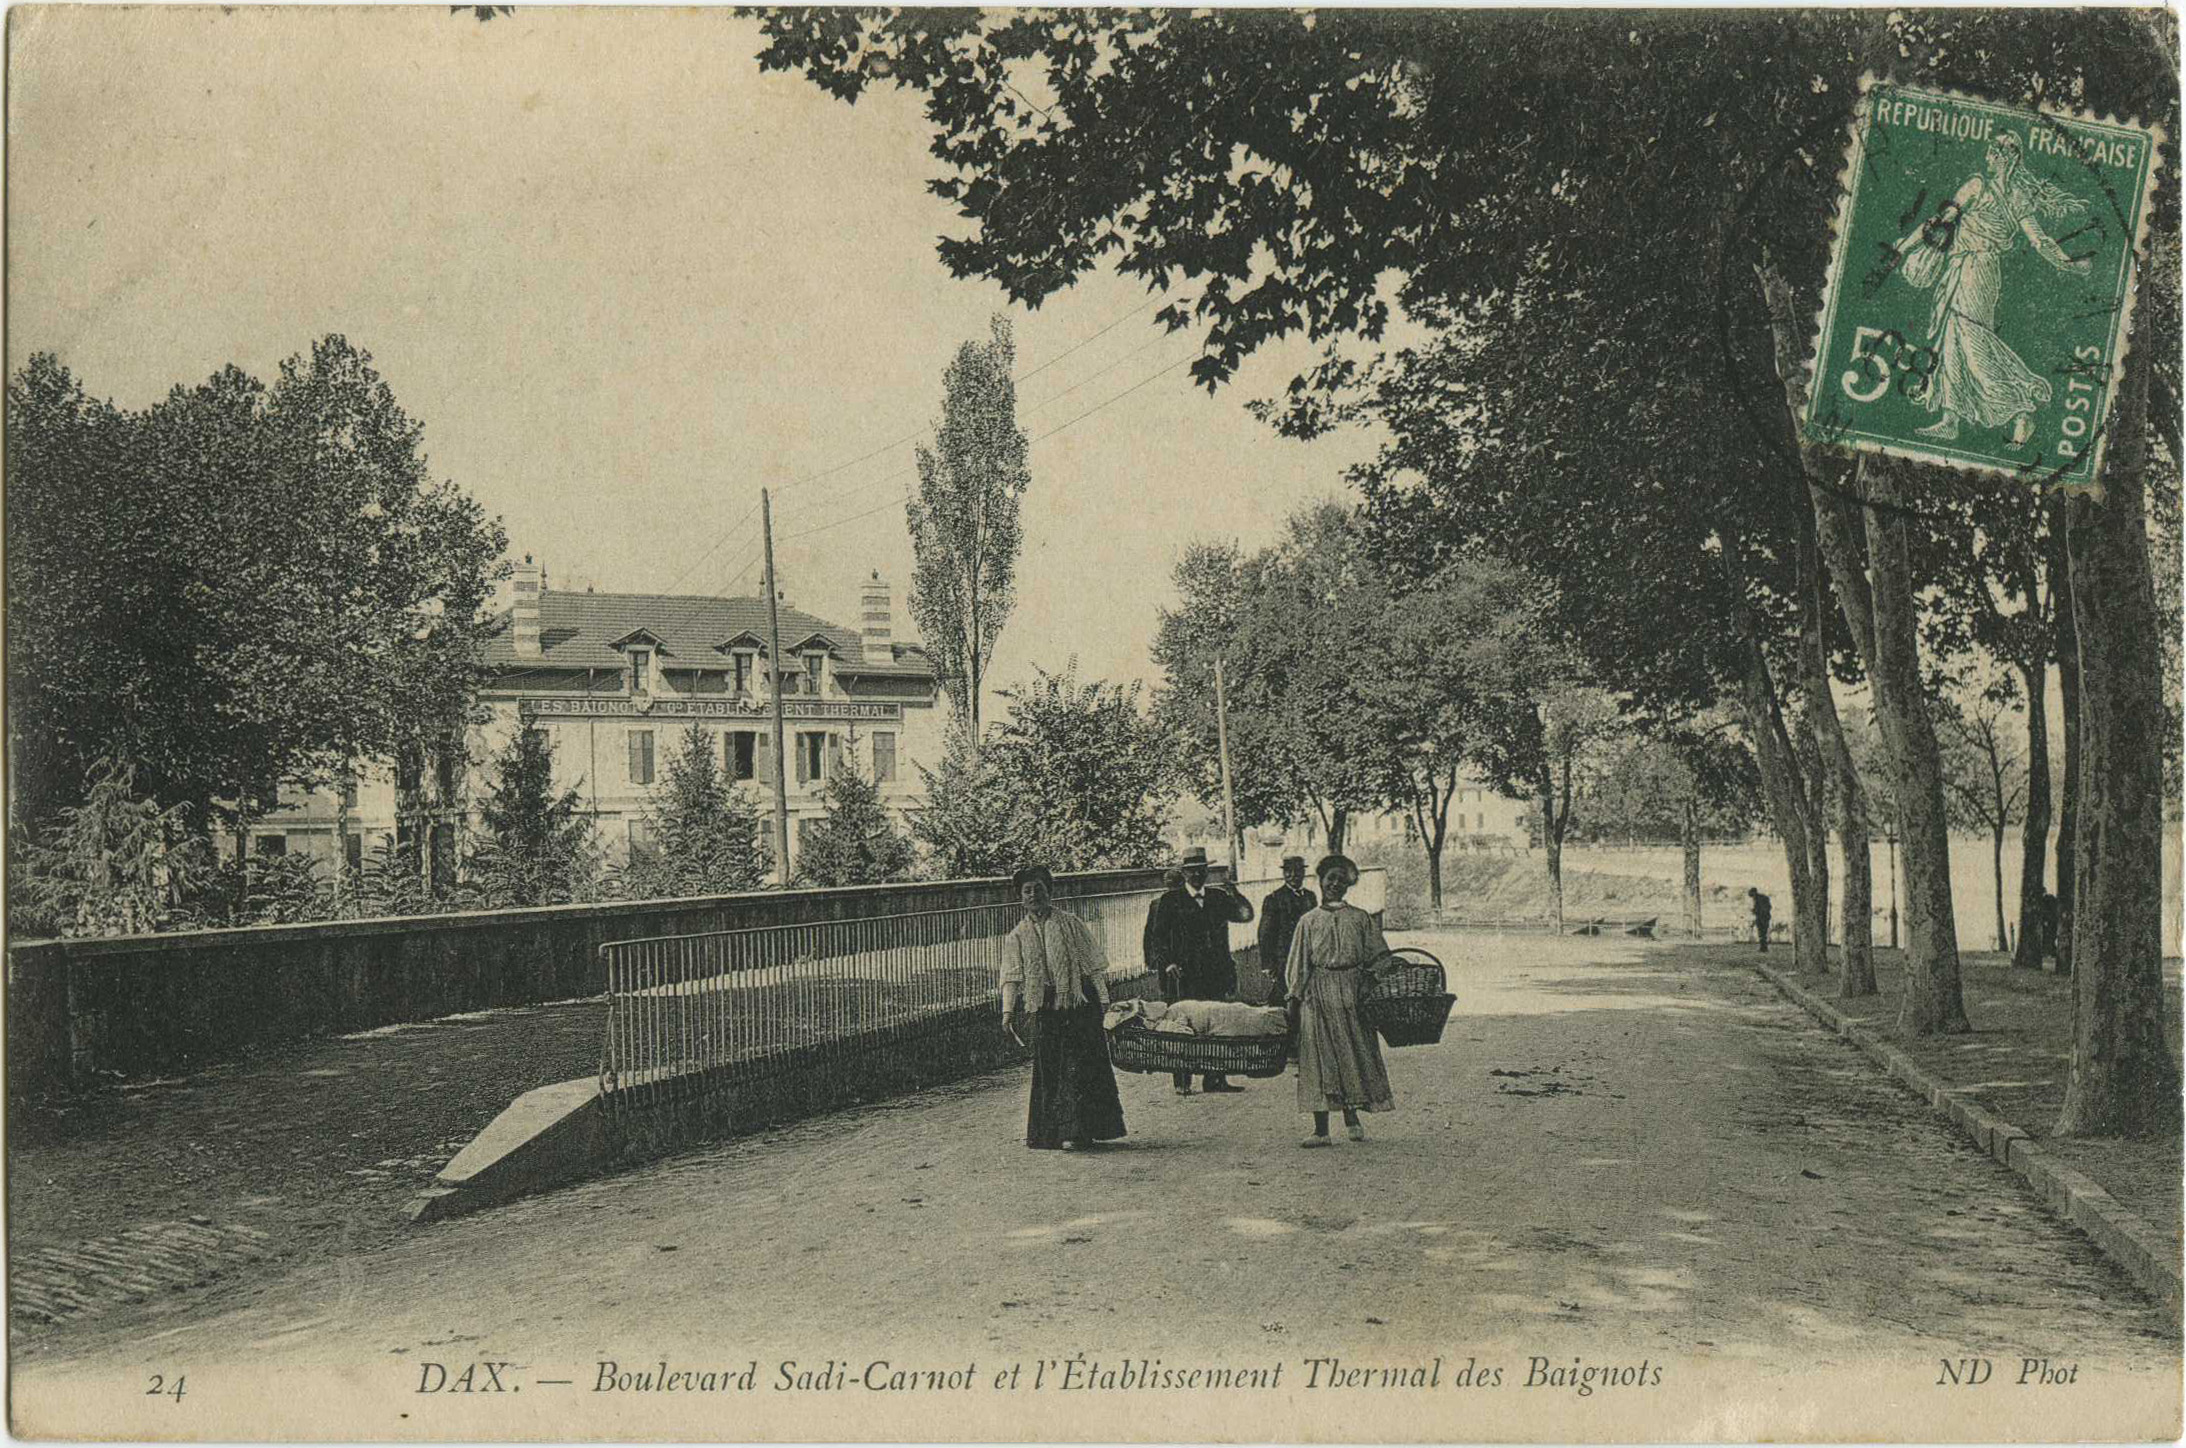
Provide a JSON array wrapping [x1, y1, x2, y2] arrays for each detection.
[[1753, 961, 2183, 1319]]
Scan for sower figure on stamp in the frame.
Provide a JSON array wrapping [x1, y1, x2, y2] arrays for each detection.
[[1257, 855, 1317, 1006], [1141, 846, 1255, 1095], [1287, 854, 1394, 1147], [1001, 864, 1126, 1152], [1892, 131, 2090, 448], [1748, 887, 1773, 952]]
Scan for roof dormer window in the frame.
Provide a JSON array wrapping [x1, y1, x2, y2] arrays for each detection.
[[608, 628, 669, 696], [803, 652, 827, 697]]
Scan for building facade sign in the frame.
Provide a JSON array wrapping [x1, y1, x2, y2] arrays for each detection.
[[517, 696, 904, 723]]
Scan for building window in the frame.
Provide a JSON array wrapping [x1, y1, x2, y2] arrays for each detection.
[[628, 729, 655, 785], [1478, 812, 1487, 830], [728, 730, 757, 782], [434, 749, 459, 799], [733, 651, 755, 696], [255, 833, 288, 858], [628, 646, 653, 694], [803, 653, 826, 696], [344, 833, 364, 873], [341, 775, 359, 809], [873, 731, 897, 784], [796, 731, 825, 785]]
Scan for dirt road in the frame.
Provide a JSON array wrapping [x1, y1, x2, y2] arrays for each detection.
[[13, 932, 2178, 1440]]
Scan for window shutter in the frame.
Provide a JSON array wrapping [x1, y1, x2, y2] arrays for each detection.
[[795, 734, 810, 785], [628, 731, 642, 782], [827, 734, 844, 775], [755, 728, 772, 782]]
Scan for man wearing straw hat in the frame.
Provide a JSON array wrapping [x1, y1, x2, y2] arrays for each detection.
[[1000, 864, 1126, 1151], [1141, 846, 1255, 1095]]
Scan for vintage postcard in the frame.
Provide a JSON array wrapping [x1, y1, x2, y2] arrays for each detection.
[[7, 6, 2182, 1443]]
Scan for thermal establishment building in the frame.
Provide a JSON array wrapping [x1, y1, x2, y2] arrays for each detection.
[[252, 560, 944, 879]]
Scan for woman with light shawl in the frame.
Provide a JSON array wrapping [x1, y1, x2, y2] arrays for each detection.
[[1285, 854, 1395, 1147], [1000, 864, 1126, 1151], [1893, 132, 2092, 448]]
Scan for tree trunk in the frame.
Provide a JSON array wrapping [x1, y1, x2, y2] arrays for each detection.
[[2054, 519, 2081, 978], [1327, 806, 1348, 857], [2055, 353, 2181, 1138], [1859, 458, 1970, 1035], [1792, 726, 1831, 970], [1793, 714, 1832, 965], [1793, 528, 1839, 970], [2013, 658, 2053, 970], [1991, 823, 2009, 953], [1756, 259, 1950, 1014], [1801, 601, 1876, 997], [1832, 741, 1876, 996], [1681, 796, 1703, 938], [1735, 645, 1817, 967]]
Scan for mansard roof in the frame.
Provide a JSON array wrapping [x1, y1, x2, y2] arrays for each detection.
[[484, 589, 934, 678]]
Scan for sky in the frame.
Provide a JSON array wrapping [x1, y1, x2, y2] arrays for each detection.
[[7, 6, 1386, 705]]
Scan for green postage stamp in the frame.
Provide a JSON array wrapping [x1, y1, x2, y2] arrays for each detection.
[[1803, 78, 2163, 488]]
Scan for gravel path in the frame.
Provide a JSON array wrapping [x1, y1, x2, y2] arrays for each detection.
[[13, 931, 2178, 1439]]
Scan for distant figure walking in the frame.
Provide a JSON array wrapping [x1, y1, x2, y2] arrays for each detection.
[[1748, 887, 1773, 952], [1142, 846, 1255, 1095], [1000, 864, 1125, 1151], [1256, 855, 1317, 1006], [1286, 854, 1395, 1147]]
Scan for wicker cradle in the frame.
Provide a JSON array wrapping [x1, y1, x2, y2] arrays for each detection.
[[1105, 1020, 1292, 1079], [1360, 948, 1456, 1047]]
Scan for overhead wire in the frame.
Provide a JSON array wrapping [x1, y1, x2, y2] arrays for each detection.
[[647, 292, 1172, 592], [520, 335, 1200, 680], [776, 346, 1202, 547], [773, 326, 1180, 531]]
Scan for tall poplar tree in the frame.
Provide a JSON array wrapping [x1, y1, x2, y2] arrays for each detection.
[[906, 315, 1030, 740]]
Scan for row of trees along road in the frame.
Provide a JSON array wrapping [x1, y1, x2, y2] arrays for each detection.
[[1152, 500, 1626, 923], [6, 339, 509, 927], [755, 9, 2181, 1137]]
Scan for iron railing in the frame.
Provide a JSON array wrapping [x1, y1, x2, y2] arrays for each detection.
[[594, 868, 1388, 1113]]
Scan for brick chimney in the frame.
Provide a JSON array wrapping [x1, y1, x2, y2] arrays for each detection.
[[512, 555, 543, 658], [860, 570, 893, 654]]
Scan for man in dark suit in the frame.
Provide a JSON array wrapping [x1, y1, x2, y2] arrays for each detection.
[[1256, 855, 1317, 1006], [1142, 846, 1255, 1095]]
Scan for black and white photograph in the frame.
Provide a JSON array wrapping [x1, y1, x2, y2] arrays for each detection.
[[5, 6, 2182, 1440]]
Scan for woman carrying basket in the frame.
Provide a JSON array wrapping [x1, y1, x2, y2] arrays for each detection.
[[1285, 854, 1394, 1147]]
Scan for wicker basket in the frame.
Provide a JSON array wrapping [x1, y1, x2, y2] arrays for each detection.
[[1360, 948, 1456, 1048], [1106, 1021, 1291, 1079]]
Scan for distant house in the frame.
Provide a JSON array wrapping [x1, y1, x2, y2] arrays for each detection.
[[252, 560, 942, 879]]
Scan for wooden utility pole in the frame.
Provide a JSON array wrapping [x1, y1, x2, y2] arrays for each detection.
[[762, 489, 793, 888], [1214, 658, 1243, 874]]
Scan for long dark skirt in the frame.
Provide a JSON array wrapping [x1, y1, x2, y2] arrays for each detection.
[[1025, 990, 1127, 1150]]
